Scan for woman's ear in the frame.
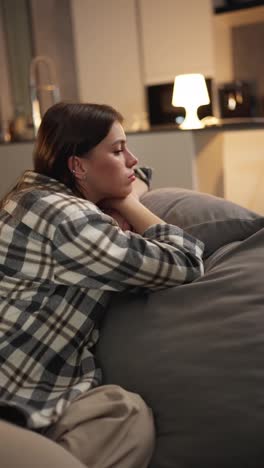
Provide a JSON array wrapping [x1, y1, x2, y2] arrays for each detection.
[[68, 156, 87, 180], [68, 155, 75, 174]]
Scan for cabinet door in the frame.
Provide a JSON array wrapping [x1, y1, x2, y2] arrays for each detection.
[[127, 130, 196, 190], [71, 0, 146, 130], [223, 130, 264, 215], [138, 0, 215, 85]]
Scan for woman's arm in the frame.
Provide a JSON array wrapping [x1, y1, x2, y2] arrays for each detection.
[[52, 195, 204, 292], [106, 193, 165, 235]]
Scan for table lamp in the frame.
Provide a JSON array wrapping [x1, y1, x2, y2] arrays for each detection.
[[172, 73, 210, 129]]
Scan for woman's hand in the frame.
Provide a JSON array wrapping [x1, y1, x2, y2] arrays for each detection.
[[99, 193, 164, 235], [98, 195, 139, 232], [100, 206, 132, 231], [99, 193, 139, 216]]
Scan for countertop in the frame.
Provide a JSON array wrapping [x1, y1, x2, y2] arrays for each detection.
[[1, 118, 264, 145]]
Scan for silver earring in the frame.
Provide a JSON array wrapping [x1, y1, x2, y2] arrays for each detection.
[[71, 169, 76, 175]]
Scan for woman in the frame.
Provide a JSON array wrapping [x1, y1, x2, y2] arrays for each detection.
[[0, 102, 204, 468]]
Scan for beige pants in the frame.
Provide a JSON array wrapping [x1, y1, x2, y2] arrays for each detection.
[[45, 384, 155, 468], [0, 419, 85, 468]]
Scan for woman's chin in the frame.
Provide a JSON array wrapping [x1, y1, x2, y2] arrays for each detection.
[[114, 186, 132, 198]]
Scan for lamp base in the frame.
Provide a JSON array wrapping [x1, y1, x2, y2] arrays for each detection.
[[178, 107, 205, 130]]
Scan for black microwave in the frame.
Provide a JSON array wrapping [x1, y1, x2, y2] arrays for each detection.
[[146, 79, 213, 126]]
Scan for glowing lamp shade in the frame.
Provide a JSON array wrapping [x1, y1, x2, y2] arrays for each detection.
[[172, 73, 210, 129]]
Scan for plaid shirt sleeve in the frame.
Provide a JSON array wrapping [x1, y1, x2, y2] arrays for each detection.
[[134, 166, 152, 188], [52, 203, 204, 291]]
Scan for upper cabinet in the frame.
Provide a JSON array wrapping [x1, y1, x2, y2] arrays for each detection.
[[71, 0, 146, 131], [213, 4, 264, 115], [138, 0, 215, 84]]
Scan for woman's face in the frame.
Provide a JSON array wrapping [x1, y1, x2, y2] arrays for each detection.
[[78, 121, 138, 203]]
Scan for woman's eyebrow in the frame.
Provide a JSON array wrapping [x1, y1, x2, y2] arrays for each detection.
[[111, 138, 126, 146]]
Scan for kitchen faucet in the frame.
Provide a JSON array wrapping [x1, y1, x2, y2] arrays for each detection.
[[29, 56, 61, 136]]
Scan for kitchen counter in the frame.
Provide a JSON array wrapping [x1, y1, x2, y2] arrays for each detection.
[[126, 118, 264, 135], [1, 118, 264, 146]]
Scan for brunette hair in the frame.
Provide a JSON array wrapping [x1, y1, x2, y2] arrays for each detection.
[[34, 102, 123, 188], [0, 102, 123, 208]]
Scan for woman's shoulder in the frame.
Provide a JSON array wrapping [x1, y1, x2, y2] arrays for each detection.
[[4, 187, 102, 236], [25, 187, 101, 218]]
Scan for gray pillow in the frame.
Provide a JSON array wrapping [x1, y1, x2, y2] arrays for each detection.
[[97, 229, 264, 468], [141, 188, 264, 258]]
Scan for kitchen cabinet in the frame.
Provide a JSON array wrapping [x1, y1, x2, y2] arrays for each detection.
[[138, 0, 215, 84]]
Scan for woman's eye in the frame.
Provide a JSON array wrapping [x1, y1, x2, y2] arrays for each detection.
[[114, 149, 123, 155]]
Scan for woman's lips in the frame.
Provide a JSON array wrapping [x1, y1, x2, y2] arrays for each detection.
[[128, 174, 136, 181]]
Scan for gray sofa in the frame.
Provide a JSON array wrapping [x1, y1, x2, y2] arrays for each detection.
[[97, 188, 264, 468]]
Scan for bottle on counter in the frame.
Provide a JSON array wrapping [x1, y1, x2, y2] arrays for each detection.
[[9, 106, 34, 141]]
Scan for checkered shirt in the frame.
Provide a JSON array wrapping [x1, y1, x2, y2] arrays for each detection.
[[0, 170, 204, 429]]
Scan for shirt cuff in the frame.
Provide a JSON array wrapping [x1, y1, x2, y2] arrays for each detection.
[[134, 167, 152, 188]]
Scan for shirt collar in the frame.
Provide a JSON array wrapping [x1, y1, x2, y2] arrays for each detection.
[[20, 170, 74, 196]]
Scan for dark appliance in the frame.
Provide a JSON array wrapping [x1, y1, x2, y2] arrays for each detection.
[[214, 1, 264, 14], [218, 81, 255, 118], [146, 79, 213, 127]]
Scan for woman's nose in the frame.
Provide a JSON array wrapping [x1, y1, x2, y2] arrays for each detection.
[[126, 150, 138, 167]]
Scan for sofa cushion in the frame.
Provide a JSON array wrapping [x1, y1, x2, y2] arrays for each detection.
[[141, 188, 264, 258], [97, 228, 264, 468]]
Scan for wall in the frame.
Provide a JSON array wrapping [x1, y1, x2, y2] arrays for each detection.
[[0, 2, 13, 123]]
